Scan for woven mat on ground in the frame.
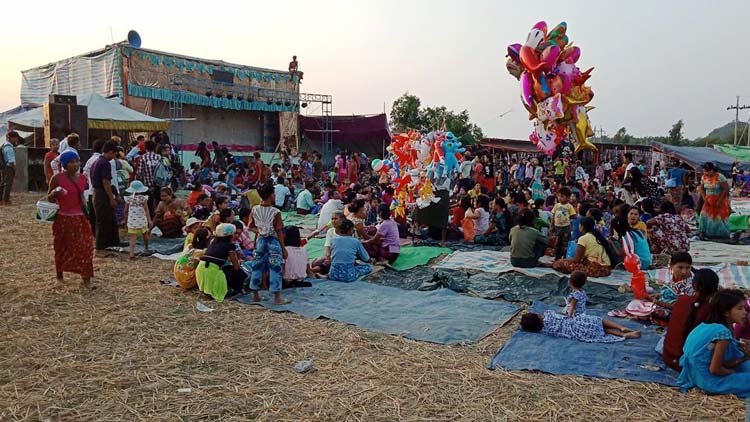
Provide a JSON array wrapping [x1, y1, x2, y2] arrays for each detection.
[[689, 240, 749, 265], [107, 236, 185, 259], [412, 238, 504, 252], [433, 250, 631, 286], [365, 268, 630, 310], [488, 301, 678, 386], [235, 280, 519, 345]]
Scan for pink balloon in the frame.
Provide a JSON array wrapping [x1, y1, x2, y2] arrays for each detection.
[[506, 43, 522, 62], [559, 46, 580, 64], [521, 72, 534, 106], [540, 45, 560, 72]]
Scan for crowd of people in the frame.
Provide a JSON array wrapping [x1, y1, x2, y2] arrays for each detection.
[[16, 128, 747, 398]]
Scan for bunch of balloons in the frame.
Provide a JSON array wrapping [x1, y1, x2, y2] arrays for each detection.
[[506, 21, 597, 156], [371, 130, 465, 218]]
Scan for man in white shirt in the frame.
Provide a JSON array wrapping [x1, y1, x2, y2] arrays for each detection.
[[316, 191, 344, 231], [458, 151, 473, 191]]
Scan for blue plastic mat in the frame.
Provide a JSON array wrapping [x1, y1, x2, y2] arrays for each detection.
[[236, 280, 519, 345], [488, 301, 679, 386]]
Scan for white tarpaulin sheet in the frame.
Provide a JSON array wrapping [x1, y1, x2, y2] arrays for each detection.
[[21, 47, 121, 106]]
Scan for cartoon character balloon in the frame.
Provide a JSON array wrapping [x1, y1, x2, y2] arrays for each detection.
[[505, 20, 597, 156]]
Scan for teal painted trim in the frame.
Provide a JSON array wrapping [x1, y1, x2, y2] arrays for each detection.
[[128, 84, 298, 112], [122, 46, 294, 83]]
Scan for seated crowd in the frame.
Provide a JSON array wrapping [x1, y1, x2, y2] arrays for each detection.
[[45, 134, 748, 398]]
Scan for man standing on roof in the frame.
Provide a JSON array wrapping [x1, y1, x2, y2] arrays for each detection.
[[0, 131, 21, 206]]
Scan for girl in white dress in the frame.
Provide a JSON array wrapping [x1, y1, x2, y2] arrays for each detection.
[[123, 180, 152, 259]]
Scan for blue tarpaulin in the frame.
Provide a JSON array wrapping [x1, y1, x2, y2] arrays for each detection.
[[488, 301, 679, 386], [652, 142, 750, 174], [236, 280, 519, 345]]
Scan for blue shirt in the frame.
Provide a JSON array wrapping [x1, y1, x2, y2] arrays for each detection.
[[668, 168, 686, 186], [1, 143, 15, 165], [331, 236, 370, 264]]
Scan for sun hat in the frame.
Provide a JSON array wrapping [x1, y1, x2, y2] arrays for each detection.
[[126, 180, 149, 194], [59, 150, 80, 169], [214, 223, 236, 238], [182, 217, 205, 235]]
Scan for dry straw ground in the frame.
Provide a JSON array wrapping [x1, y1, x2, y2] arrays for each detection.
[[0, 193, 746, 421]]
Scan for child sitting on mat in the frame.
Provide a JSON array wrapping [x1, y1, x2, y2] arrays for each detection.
[[329, 219, 372, 282], [520, 310, 641, 343], [564, 271, 588, 316], [282, 226, 311, 286]]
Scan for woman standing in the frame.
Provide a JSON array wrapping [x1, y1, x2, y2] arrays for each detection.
[[47, 150, 94, 289], [195, 141, 211, 169], [697, 162, 731, 239]]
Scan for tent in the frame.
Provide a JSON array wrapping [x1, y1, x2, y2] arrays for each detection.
[[0, 105, 35, 140], [650, 141, 750, 174], [713, 144, 750, 162], [8, 93, 169, 132]]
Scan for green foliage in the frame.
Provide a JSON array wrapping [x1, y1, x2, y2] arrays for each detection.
[[667, 120, 685, 145], [389, 93, 484, 145], [612, 127, 633, 145], [389, 93, 422, 133]]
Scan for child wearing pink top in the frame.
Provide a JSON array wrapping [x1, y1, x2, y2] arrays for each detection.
[[364, 204, 401, 264], [282, 226, 310, 283]]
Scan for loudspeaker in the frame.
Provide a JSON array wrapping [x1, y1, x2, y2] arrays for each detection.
[[211, 70, 234, 85], [43, 103, 88, 148], [49, 94, 77, 105]]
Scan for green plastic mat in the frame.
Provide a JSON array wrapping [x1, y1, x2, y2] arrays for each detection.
[[728, 214, 748, 232], [304, 237, 327, 261], [390, 246, 452, 271], [282, 211, 318, 228]]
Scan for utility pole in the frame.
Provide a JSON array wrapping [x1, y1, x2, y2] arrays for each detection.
[[727, 96, 750, 145]]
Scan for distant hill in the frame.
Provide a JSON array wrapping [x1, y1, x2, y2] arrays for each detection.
[[705, 121, 748, 142]]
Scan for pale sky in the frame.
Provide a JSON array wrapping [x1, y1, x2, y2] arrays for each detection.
[[1, 0, 748, 140]]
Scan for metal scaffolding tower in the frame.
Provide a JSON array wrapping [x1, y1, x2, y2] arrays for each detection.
[[321, 98, 333, 165], [168, 75, 184, 150]]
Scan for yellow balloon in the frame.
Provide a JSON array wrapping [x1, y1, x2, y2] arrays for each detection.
[[572, 107, 597, 153]]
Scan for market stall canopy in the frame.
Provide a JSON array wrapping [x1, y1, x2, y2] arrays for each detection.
[[651, 141, 750, 174], [713, 144, 750, 162], [8, 93, 170, 132]]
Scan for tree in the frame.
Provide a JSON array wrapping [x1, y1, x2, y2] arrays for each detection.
[[668, 120, 684, 145], [389, 93, 422, 132], [612, 127, 632, 145], [389, 93, 484, 144]]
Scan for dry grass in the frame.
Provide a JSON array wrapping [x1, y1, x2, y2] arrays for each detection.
[[0, 192, 746, 421]]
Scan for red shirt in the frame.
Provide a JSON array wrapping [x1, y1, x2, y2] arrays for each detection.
[[451, 206, 466, 226], [187, 191, 203, 209], [44, 150, 59, 181]]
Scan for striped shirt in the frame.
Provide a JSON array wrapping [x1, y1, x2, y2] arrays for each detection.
[[252, 205, 280, 237]]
